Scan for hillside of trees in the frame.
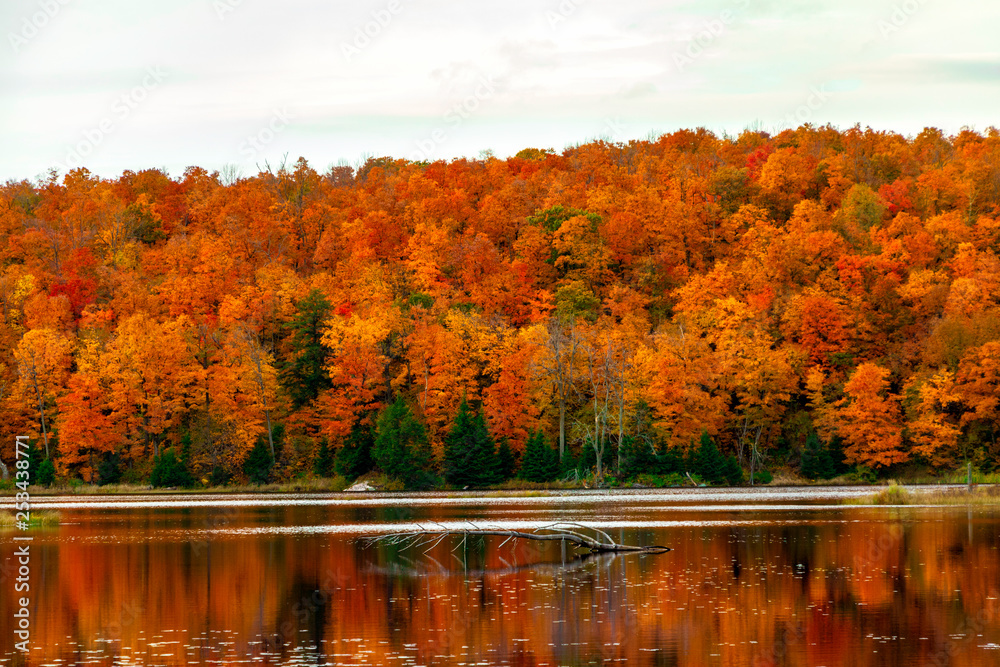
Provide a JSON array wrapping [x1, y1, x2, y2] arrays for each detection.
[[2, 124, 1000, 487]]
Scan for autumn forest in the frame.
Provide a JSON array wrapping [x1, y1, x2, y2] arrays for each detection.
[[3, 124, 1000, 487]]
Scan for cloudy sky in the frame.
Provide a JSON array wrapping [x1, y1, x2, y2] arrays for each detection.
[[2, 0, 998, 181]]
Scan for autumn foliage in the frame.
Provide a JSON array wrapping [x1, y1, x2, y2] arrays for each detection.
[[3, 123, 1000, 482]]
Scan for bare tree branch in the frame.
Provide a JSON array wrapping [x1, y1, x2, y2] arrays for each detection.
[[364, 522, 671, 554]]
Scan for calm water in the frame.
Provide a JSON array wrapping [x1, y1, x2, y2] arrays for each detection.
[[2, 487, 1000, 666]]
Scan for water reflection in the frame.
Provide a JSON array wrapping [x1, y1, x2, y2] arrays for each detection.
[[1, 491, 998, 666]]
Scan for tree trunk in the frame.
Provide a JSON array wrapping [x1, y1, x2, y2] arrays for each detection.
[[243, 327, 276, 462], [558, 396, 566, 462], [25, 355, 50, 459]]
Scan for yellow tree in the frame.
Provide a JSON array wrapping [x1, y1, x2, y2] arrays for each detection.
[[57, 337, 123, 479], [229, 325, 280, 461], [14, 328, 74, 458], [723, 330, 795, 475], [103, 313, 202, 460], [532, 315, 582, 461], [831, 363, 907, 468], [955, 341, 1000, 459], [908, 370, 962, 466], [640, 322, 725, 450], [320, 303, 402, 442]]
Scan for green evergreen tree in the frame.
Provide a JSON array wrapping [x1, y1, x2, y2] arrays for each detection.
[[579, 436, 613, 476], [495, 437, 516, 482], [243, 438, 273, 484], [801, 432, 822, 480], [693, 430, 727, 485], [25, 439, 44, 483], [655, 445, 684, 476], [620, 435, 658, 478], [802, 432, 838, 480], [560, 446, 578, 478], [335, 419, 375, 479], [313, 439, 334, 477], [150, 449, 195, 488], [96, 451, 123, 486], [827, 435, 850, 477], [722, 454, 744, 486], [37, 458, 56, 487], [209, 465, 232, 487], [520, 431, 560, 482], [21, 438, 56, 486], [444, 398, 498, 488], [281, 289, 333, 407], [373, 397, 435, 489]]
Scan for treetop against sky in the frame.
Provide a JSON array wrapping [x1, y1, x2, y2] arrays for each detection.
[[2, 125, 1000, 484]]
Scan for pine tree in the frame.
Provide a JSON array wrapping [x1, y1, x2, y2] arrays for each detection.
[[313, 439, 334, 477], [25, 439, 45, 483], [37, 458, 56, 486], [520, 431, 560, 482], [620, 435, 658, 479], [579, 436, 613, 477], [444, 398, 498, 488], [802, 432, 836, 480], [281, 289, 333, 407], [96, 451, 123, 485], [496, 437, 516, 482], [151, 449, 195, 488], [22, 438, 56, 486], [560, 446, 578, 478], [656, 446, 684, 476], [693, 430, 726, 485], [722, 454, 744, 486], [335, 419, 375, 479], [373, 397, 435, 489], [801, 432, 821, 480], [243, 437, 273, 484]]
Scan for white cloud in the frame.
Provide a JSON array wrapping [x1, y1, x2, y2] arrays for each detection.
[[1, 0, 999, 180]]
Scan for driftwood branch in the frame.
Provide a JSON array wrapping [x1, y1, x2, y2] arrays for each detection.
[[365, 522, 671, 554], [367, 549, 630, 579]]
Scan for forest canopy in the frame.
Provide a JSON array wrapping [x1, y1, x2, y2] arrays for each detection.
[[2, 124, 1000, 485]]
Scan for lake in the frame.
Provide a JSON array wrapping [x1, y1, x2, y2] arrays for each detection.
[[3, 487, 1000, 666]]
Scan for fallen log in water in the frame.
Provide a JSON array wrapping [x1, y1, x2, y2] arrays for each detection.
[[367, 549, 632, 579], [365, 522, 671, 554]]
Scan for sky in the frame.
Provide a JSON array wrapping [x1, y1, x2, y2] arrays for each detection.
[[1, 0, 999, 181]]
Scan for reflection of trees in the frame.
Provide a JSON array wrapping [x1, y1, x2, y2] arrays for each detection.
[[8, 508, 1000, 666], [364, 548, 651, 579]]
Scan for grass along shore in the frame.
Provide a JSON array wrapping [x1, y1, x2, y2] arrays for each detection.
[[845, 483, 1000, 506]]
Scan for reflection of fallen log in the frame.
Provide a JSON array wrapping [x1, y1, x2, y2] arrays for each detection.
[[366, 549, 630, 579], [365, 522, 671, 555]]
